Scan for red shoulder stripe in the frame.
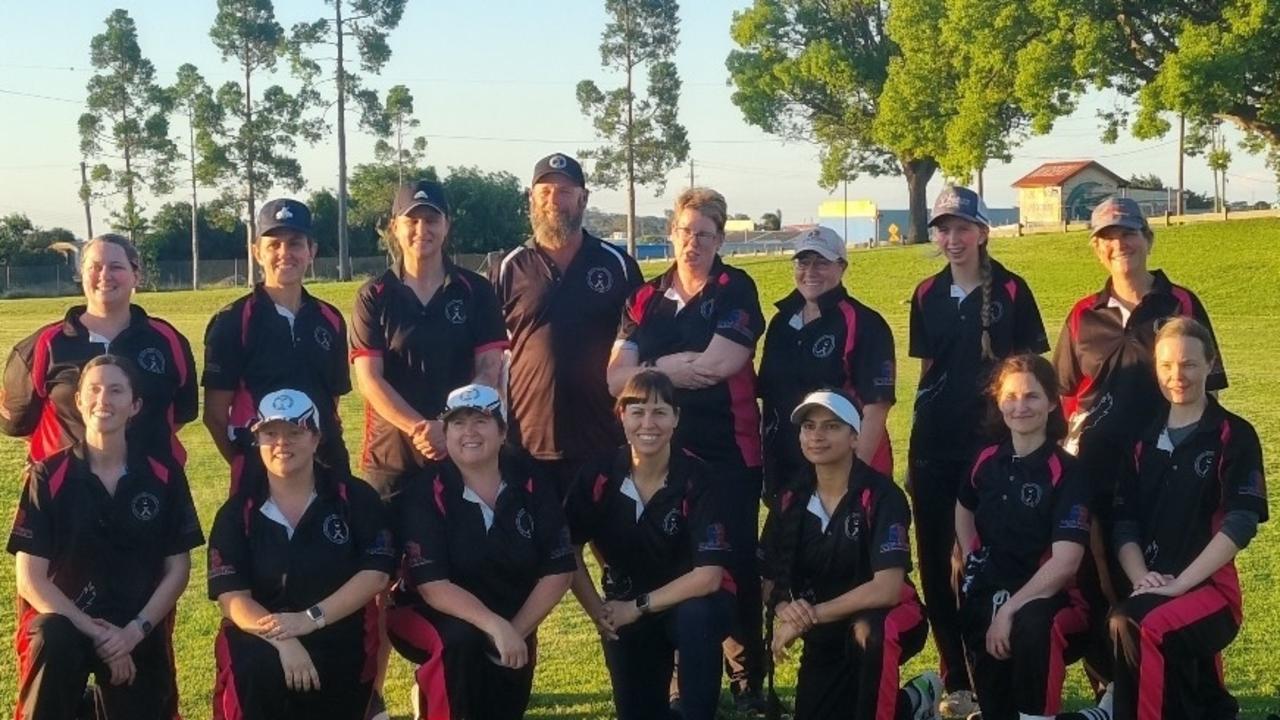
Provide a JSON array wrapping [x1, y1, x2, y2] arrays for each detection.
[[146, 319, 189, 387]]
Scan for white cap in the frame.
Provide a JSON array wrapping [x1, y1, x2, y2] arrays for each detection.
[[251, 389, 320, 433], [792, 226, 847, 263], [790, 390, 861, 433], [442, 384, 505, 422]]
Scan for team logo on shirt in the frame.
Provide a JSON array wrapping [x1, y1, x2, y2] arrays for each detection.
[[131, 492, 160, 522], [1059, 504, 1090, 531], [208, 549, 237, 578], [322, 514, 350, 545], [587, 267, 614, 293], [445, 299, 467, 324], [988, 300, 1005, 324], [74, 582, 97, 612], [812, 334, 837, 359], [1144, 542, 1159, 565], [1194, 450, 1216, 478], [137, 348, 165, 375], [515, 508, 535, 539], [843, 512, 862, 540], [313, 326, 333, 351], [700, 299, 715, 319], [880, 523, 910, 553], [662, 508, 682, 536], [698, 522, 730, 551], [1020, 483, 1043, 508]]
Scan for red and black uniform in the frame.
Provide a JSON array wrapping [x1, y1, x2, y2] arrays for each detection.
[[759, 284, 896, 496], [565, 447, 736, 720], [762, 461, 927, 720], [207, 467, 395, 720], [8, 446, 203, 720], [957, 441, 1092, 720], [490, 233, 643, 494], [349, 262, 509, 492], [1109, 398, 1267, 720], [618, 255, 767, 695], [906, 259, 1048, 693], [1, 305, 197, 463], [388, 460, 576, 720], [203, 284, 352, 492]]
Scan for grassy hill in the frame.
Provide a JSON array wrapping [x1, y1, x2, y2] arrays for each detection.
[[0, 219, 1277, 718]]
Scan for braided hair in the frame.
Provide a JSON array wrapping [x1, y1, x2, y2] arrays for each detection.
[[977, 237, 995, 361]]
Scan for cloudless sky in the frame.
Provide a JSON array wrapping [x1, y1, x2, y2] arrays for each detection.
[[1, 0, 1276, 236]]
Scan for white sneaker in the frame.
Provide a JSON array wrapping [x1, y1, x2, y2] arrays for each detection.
[[904, 670, 943, 719], [938, 690, 980, 719]]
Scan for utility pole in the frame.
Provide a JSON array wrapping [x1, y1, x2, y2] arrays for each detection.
[[79, 161, 94, 240], [842, 179, 848, 241], [689, 157, 694, 188], [1177, 113, 1186, 215]]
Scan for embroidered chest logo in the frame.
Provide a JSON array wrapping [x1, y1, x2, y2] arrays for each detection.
[[699, 298, 715, 319], [137, 348, 165, 375], [313, 326, 332, 351], [515, 507, 535, 539], [586, 267, 613, 294], [812, 334, 837, 359], [445, 299, 467, 324], [988, 300, 1005, 324], [843, 512, 861, 540], [131, 492, 160, 522], [322, 514, 350, 545], [1020, 483, 1043, 508], [662, 508, 682, 536], [1194, 450, 1216, 478]]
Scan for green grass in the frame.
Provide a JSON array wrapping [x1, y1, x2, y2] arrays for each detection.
[[1, 219, 1278, 718]]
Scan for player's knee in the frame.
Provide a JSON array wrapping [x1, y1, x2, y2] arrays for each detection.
[[28, 613, 83, 660]]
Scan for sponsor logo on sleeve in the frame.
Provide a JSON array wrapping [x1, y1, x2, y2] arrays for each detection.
[[1059, 504, 1090, 531], [10, 507, 32, 539], [697, 522, 730, 552], [1240, 469, 1267, 499], [874, 360, 896, 387], [716, 309, 755, 340], [208, 549, 237, 579], [366, 529, 395, 557], [879, 523, 910, 553]]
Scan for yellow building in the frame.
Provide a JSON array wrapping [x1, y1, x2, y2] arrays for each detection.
[[1013, 161, 1128, 225]]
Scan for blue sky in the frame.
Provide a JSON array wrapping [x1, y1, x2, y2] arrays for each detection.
[[1, 0, 1276, 236]]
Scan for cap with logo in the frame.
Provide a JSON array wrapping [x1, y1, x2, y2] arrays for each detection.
[[928, 185, 990, 228], [1090, 196, 1149, 234], [790, 389, 862, 433], [532, 153, 586, 188], [257, 198, 313, 238], [393, 179, 450, 218], [792, 226, 848, 263], [441, 383, 506, 423], [251, 389, 321, 434]]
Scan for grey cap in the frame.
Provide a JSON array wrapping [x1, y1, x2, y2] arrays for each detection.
[[929, 185, 990, 228], [792, 226, 847, 263], [1090, 196, 1149, 234]]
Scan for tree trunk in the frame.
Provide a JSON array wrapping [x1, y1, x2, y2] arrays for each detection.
[[80, 161, 94, 240], [623, 2, 637, 256], [122, 147, 135, 242], [1177, 114, 1185, 215], [335, 0, 351, 281], [902, 157, 938, 245], [189, 113, 199, 290], [244, 52, 256, 287]]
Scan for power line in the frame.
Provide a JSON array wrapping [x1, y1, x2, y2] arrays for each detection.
[[0, 87, 81, 104]]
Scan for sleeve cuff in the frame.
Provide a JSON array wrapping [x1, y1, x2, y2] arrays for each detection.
[[474, 340, 510, 355], [349, 348, 385, 362]]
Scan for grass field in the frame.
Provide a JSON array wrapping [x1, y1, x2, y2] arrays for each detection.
[[1, 219, 1277, 718]]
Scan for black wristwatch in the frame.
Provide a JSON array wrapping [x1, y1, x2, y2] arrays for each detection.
[[133, 616, 153, 636], [635, 593, 652, 614], [305, 604, 327, 629]]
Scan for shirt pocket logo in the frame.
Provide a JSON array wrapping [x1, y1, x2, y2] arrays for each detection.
[[515, 507, 535, 539], [131, 492, 160, 522], [1194, 450, 1216, 478], [137, 348, 165, 375], [322, 514, 350, 544], [445, 299, 467, 324], [812, 334, 837, 359], [1019, 483, 1043, 508], [662, 508, 682, 536], [313, 326, 333, 351], [843, 512, 861, 540], [587, 267, 614, 294]]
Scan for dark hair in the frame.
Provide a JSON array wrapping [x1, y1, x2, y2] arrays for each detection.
[[985, 353, 1066, 443], [83, 233, 141, 270], [78, 354, 141, 401], [1155, 316, 1218, 365], [615, 370, 679, 414], [443, 407, 507, 434]]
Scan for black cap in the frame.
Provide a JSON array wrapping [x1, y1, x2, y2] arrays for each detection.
[[393, 179, 450, 217], [532, 153, 586, 187], [257, 198, 312, 237], [928, 185, 991, 228]]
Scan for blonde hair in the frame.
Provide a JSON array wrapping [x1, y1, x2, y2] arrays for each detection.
[[672, 187, 728, 235], [83, 233, 141, 270], [1155, 316, 1217, 365]]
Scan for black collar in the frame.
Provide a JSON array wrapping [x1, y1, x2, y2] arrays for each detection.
[[1089, 269, 1175, 310]]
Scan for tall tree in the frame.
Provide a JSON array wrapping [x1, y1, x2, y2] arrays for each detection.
[[170, 64, 220, 288], [441, 166, 531, 254], [203, 0, 325, 286], [577, 0, 690, 255], [78, 9, 177, 241], [373, 84, 428, 184], [293, 0, 408, 281]]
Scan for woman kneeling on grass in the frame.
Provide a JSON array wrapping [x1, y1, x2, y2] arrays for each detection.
[[387, 384, 575, 719], [566, 370, 735, 720], [10, 355, 203, 720], [763, 389, 940, 720], [207, 389, 394, 720], [1108, 318, 1267, 720]]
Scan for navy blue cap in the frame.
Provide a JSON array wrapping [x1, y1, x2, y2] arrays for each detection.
[[393, 179, 450, 217], [1091, 196, 1149, 233], [928, 185, 990, 228], [532, 153, 586, 187], [257, 198, 312, 237]]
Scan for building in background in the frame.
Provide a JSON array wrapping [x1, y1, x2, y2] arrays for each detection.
[[1013, 160, 1181, 225], [817, 199, 1019, 245]]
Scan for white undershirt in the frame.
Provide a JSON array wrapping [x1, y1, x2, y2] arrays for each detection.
[[259, 491, 317, 539], [88, 330, 110, 350], [274, 303, 296, 330], [1106, 295, 1133, 326], [461, 482, 506, 531], [950, 284, 971, 307], [806, 494, 833, 532], [619, 476, 646, 522]]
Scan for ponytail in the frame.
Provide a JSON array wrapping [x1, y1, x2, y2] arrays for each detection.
[[978, 241, 995, 361]]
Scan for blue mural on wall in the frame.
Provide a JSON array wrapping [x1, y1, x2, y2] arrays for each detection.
[[1064, 181, 1115, 221]]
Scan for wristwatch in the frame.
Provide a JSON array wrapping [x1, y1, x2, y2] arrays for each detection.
[[635, 593, 652, 615], [305, 604, 326, 629], [133, 616, 153, 636]]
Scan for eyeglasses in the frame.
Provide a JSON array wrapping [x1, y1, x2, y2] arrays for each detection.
[[673, 227, 720, 245]]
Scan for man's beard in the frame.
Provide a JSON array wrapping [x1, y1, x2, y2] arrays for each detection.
[[532, 202, 584, 249]]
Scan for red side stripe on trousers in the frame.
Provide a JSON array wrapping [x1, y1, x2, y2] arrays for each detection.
[[1045, 591, 1090, 715], [1136, 583, 1232, 720], [387, 609, 452, 720], [13, 604, 38, 720], [876, 590, 925, 720], [214, 626, 243, 720]]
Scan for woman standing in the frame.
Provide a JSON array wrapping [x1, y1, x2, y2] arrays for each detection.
[[907, 186, 1049, 714]]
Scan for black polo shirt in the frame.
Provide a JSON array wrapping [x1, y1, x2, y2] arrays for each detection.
[[202, 284, 352, 452], [1114, 398, 1267, 579], [1, 305, 198, 463], [1054, 270, 1226, 459], [762, 461, 913, 607], [618, 257, 766, 470], [564, 447, 733, 602], [350, 263, 509, 477], [491, 233, 643, 461], [206, 467, 395, 637], [394, 460, 576, 619], [957, 441, 1091, 593], [908, 260, 1049, 462], [7, 446, 204, 626], [759, 285, 896, 482]]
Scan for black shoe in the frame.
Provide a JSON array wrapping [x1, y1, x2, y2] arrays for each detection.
[[733, 689, 769, 717], [669, 695, 684, 718]]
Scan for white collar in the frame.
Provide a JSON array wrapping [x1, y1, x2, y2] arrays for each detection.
[[1156, 427, 1175, 454], [663, 285, 689, 313], [274, 303, 296, 329], [1106, 295, 1133, 325], [461, 482, 506, 531], [788, 311, 805, 330], [950, 283, 970, 306], [806, 493, 832, 533], [259, 491, 317, 539], [619, 476, 645, 522], [87, 331, 110, 349]]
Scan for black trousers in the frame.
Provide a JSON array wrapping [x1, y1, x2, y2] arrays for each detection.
[[959, 588, 1091, 720], [1110, 578, 1241, 720], [718, 464, 765, 695], [15, 610, 177, 720], [216, 621, 376, 720], [387, 604, 536, 720], [603, 591, 734, 720], [906, 455, 970, 693], [793, 601, 928, 720]]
